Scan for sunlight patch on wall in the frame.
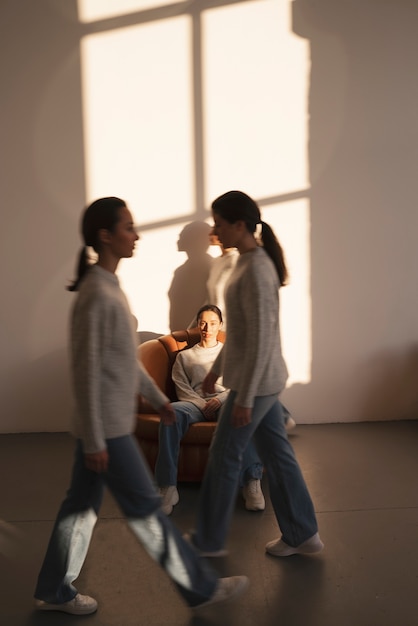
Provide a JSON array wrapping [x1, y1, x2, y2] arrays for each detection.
[[79, 0, 312, 384], [119, 220, 215, 335], [202, 0, 308, 201], [263, 201, 311, 385], [118, 224, 186, 334], [80, 16, 194, 223], [202, 0, 311, 383], [78, 0, 176, 23]]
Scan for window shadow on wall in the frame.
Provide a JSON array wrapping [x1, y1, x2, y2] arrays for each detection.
[[3, 0, 418, 431]]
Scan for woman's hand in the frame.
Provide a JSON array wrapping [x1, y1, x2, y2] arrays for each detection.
[[202, 397, 221, 420], [84, 449, 109, 473], [159, 402, 176, 425], [202, 371, 218, 395], [232, 404, 252, 428]]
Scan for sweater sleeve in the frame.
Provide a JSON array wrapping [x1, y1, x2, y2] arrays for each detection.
[[138, 361, 169, 409], [71, 294, 108, 454], [235, 264, 277, 408]]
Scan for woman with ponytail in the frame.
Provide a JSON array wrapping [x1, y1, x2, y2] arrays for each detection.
[[34, 197, 247, 616], [189, 191, 323, 558]]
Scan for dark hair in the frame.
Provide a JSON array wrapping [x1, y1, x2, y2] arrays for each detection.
[[196, 304, 223, 325], [211, 190, 288, 286], [67, 196, 127, 292]]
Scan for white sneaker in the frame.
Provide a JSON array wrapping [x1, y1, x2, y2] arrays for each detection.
[[266, 532, 324, 557], [193, 576, 249, 610], [285, 416, 296, 432], [242, 479, 265, 511], [159, 485, 179, 515], [34, 593, 98, 615]]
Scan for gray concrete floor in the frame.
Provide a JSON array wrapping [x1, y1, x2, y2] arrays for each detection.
[[1, 422, 417, 626]]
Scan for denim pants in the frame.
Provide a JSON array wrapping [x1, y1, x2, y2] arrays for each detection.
[[34, 435, 217, 607], [193, 393, 318, 552], [155, 401, 263, 487]]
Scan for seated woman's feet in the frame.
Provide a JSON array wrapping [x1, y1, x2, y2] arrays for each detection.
[[242, 479, 265, 511], [285, 416, 296, 432], [159, 485, 179, 515]]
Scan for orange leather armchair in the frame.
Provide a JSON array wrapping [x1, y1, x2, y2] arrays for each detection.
[[135, 328, 226, 482]]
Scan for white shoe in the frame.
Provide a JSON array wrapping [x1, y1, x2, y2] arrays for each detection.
[[242, 479, 265, 511], [193, 576, 249, 610], [159, 485, 179, 515], [34, 593, 98, 615], [285, 416, 296, 432], [266, 532, 324, 557]]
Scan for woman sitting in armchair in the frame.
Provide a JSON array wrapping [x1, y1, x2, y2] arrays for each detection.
[[155, 304, 264, 515]]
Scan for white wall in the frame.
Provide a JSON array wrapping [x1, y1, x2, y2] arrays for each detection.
[[0, 0, 417, 433]]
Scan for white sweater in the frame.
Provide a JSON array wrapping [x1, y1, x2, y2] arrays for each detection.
[[70, 265, 168, 453], [212, 246, 288, 408], [172, 342, 229, 412]]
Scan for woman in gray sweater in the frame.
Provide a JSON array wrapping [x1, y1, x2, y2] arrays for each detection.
[[189, 190, 324, 558], [33, 197, 247, 616]]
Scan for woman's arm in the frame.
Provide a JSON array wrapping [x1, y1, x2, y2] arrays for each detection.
[[71, 295, 108, 455], [138, 361, 172, 412]]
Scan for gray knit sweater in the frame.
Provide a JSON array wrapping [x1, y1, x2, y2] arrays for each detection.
[[70, 265, 168, 453], [212, 246, 288, 408], [172, 342, 229, 412]]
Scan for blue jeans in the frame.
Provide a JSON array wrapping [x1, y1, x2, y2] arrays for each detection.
[[193, 393, 318, 552], [34, 435, 217, 607], [281, 402, 291, 423], [155, 401, 263, 487]]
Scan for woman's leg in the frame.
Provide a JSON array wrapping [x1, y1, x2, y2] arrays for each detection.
[[193, 393, 277, 552], [105, 435, 218, 607], [253, 400, 318, 546], [155, 402, 204, 487], [34, 441, 105, 603]]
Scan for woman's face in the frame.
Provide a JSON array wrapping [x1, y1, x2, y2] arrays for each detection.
[[197, 309, 222, 343], [107, 206, 139, 259], [212, 212, 237, 249]]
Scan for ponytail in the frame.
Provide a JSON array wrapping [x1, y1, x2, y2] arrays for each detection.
[[260, 221, 288, 287], [66, 246, 91, 292]]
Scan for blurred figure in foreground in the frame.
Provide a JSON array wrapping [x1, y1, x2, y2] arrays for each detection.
[[33, 197, 248, 616]]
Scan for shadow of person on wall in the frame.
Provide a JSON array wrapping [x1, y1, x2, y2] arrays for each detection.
[[168, 221, 213, 332]]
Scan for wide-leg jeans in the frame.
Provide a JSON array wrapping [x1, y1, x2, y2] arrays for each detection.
[[34, 435, 217, 607], [155, 401, 263, 487], [193, 393, 318, 552]]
